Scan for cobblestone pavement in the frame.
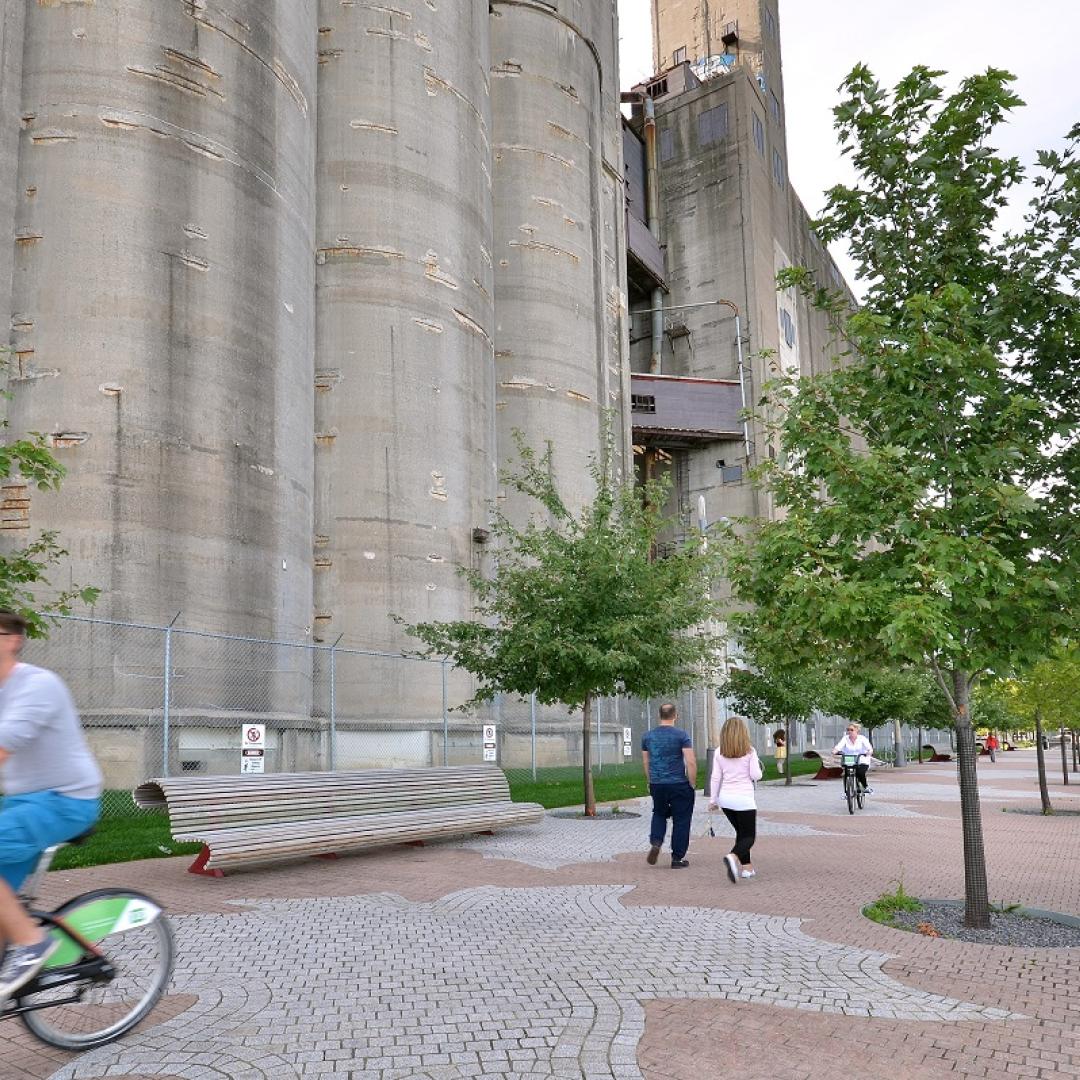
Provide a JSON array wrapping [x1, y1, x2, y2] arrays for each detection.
[[48, 887, 1015, 1080], [0, 753, 1074, 1080]]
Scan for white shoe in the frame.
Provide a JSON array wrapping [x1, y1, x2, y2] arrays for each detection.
[[741, 869, 756, 879], [724, 853, 739, 884]]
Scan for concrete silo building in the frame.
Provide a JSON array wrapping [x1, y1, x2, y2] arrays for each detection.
[[0, 1, 627, 779]]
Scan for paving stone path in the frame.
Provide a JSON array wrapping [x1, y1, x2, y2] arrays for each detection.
[[50, 885, 1016, 1080]]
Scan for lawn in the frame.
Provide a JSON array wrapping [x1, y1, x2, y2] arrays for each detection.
[[48, 756, 824, 871]]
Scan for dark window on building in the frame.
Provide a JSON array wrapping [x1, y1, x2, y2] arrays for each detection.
[[660, 128, 675, 163], [673, 46, 687, 66], [719, 464, 744, 485], [697, 103, 729, 147], [772, 147, 785, 188], [647, 78, 668, 98], [780, 308, 796, 347], [769, 90, 782, 125], [631, 394, 657, 414], [751, 112, 765, 156], [762, 5, 777, 40]]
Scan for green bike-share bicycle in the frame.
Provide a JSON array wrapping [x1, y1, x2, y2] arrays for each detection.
[[1, 829, 174, 1050], [840, 753, 865, 815]]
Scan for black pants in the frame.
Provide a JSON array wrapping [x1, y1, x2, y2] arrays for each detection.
[[855, 763, 869, 790], [721, 807, 756, 865], [648, 781, 695, 860]]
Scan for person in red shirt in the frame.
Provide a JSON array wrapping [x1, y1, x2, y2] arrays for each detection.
[[985, 733, 999, 763]]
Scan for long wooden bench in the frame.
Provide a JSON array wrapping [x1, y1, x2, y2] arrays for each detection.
[[133, 766, 545, 877], [922, 743, 952, 762], [802, 750, 842, 780]]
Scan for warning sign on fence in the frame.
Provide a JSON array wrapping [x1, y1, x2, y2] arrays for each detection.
[[241, 724, 265, 774], [622, 726, 633, 758], [482, 724, 497, 763]]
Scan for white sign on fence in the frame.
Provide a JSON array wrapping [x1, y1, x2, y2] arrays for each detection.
[[622, 725, 633, 758], [241, 723, 266, 774], [482, 724, 497, 763]]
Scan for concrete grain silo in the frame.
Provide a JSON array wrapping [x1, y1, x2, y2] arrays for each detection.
[[6, 1, 318, 776], [489, 0, 630, 510], [314, 0, 494, 754]]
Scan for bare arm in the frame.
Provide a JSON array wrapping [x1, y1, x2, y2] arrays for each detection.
[[641, 750, 651, 785], [0, 747, 8, 766], [682, 746, 697, 787]]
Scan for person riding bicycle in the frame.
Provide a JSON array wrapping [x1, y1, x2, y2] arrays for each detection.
[[0, 610, 102, 1002], [832, 723, 873, 795]]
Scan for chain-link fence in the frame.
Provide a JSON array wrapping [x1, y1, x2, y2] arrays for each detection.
[[22, 615, 954, 817]]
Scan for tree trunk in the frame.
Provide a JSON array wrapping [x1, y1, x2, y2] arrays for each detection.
[[1060, 727, 1069, 786], [1034, 708, 1053, 816], [785, 717, 792, 786], [952, 671, 990, 930], [893, 716, 906, 767], [1072, 730, 1078, 773], [582, 694, 597, 816]]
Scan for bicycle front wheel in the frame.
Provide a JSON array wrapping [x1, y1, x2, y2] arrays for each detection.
[[845, 774, 855, 815], [21, 888, 174, 1051]]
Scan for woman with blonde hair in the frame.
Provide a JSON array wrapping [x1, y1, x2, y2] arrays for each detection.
[[708, 715, 763, 883]]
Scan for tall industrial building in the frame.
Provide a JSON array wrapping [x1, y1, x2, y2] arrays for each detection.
[[626, 0, 854, 537]]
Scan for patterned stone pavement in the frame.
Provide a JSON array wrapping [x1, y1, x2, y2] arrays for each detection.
[[0, 752, 1075, 1080], [50, 887, 1015, 1080]]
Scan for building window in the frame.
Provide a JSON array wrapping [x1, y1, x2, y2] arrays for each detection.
[[779, 308, 796, 347], [751, 112, 765, 156], [719, 464, 744, 485], [673, 46, 687, 66], [660, 128, 675, 163], [697, 103, 729, 147], [769, 90, 782, 125], [647, 77, 668, 98], [762, 5, 777, 40], [772, 147, 785, 188], [631, 394, 656, 414]]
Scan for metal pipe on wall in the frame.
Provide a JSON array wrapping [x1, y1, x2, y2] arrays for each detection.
[[643, 96, 664, 374]]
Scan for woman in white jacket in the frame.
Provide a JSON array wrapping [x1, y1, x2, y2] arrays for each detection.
[[707, 715, 763, 883]]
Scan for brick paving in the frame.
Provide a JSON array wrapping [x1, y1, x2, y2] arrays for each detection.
[[1, 752, 1076, 1079]]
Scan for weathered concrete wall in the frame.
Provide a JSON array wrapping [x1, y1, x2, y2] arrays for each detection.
[[490, 0, 628, 511], [0, 0, 24, 365], [6, 1, 317, 643], [313, 1, 494, 710]]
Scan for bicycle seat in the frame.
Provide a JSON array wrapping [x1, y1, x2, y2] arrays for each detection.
[[67, 826, 97, 846]]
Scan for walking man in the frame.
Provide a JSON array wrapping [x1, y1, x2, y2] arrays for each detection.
[[641, 703, 696, 869], [0, 610, 102, 1001]]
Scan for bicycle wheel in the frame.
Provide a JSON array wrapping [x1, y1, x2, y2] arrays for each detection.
[[21, 889, 174, 1051], [845, 773, 855, 815]]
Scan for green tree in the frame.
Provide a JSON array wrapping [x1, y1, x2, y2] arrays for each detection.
[[1011, 644, 1080, 795], [0, 365, 98, 633], [824, 665, 935, 767], [724, 67, 1080, 927], [405, 433, 724, 815]]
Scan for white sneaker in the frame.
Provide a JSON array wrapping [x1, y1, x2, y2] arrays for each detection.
[[724, 853, 739, 884], [741, 869, 756, 879], [0, 937, 59, 1001]]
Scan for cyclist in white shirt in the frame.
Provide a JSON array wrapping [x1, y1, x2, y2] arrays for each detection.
[[833, 723, 873, 794]]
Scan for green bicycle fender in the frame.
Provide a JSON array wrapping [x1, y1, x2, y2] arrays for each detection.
[[45, 896, 164, 969]]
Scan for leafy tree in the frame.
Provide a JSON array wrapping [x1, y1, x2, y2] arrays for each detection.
[[724, 67, 1080, 927], [405, 432, 724, 815], [721, 630, 826, 787], [0, 361, 98, 633], [824, 665, 935, 766], [1011, 644, 1080, 794]]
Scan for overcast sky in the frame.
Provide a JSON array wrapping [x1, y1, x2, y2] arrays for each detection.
[[618, 0, 1080, 288]]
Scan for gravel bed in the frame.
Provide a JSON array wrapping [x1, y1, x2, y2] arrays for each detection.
[[890, 900, 1080, 947], [547, 808, 641, 819]]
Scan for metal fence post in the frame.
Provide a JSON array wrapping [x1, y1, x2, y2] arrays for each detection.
[[530, 692, 537, 780], [329, 635, 342, 772], [162, 612, 180, 777], [442, 660, 449, 767]]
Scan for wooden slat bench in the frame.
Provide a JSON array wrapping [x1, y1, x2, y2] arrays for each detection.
[[133, 765, 545, 877], [922, 743, 952, 762], [802, 750, 842, 780]]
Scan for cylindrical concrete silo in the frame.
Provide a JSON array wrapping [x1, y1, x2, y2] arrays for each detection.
[[0, 0, 25, 344], [314, 0, 494, 747], [489, 0, 629, 511], [6, 2, 318, 773]]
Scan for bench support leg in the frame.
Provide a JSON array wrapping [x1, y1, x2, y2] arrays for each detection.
[[312, 853, 340, 860], [188, 844, 225, 878], [403, 840, 426, 847]]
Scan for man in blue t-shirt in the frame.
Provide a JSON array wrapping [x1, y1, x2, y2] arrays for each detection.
[[640, 703, 696, 868]]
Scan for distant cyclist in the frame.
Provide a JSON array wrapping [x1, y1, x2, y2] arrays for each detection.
[[0, 610, 102, 1001], [833, 723, 873, 795], [985, 733, 999, 763]]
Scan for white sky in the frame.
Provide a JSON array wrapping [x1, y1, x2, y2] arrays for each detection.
[[618, 0, 1080, 289]]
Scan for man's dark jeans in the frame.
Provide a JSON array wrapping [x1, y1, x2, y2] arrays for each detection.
[[648, 780, 695, 860]]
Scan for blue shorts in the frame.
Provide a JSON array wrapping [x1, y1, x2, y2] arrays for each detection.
[[0, 791, 101, 891]]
